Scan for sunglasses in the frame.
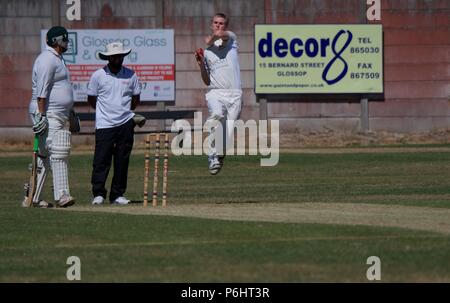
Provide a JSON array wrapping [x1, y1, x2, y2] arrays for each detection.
[[52, 35, 69, 43]]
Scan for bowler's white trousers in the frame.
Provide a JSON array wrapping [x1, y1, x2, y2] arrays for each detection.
[[205, 89, 242, 156]]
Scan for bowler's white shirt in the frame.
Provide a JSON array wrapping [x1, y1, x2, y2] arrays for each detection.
[[29, 46, 74, 117], [204, 31, 242, 90], [88, 65, 141, 129]]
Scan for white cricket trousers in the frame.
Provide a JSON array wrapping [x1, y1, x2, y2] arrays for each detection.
[[205, 89, 242, 156]]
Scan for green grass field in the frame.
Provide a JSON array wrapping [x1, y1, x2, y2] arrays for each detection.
[[1, 147, 450, 282]]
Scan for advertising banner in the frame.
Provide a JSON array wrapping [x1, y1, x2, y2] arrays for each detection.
[[254, 24, 383, 94], [41, 29, 175, 102]]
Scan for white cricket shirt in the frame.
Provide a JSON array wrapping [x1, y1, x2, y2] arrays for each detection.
[[204, 31, 242, 90], [87, 65, 141, 129], [29, 46, 74, 117]]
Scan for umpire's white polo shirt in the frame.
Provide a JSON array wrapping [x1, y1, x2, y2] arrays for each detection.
[[88, 65, 141, 129]]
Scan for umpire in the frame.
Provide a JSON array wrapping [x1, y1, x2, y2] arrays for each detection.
[[87, 42, 141, 205]]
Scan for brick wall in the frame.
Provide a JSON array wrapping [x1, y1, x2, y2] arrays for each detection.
[[164, 0, 264, 125], [0, 0, 448, 141], [0, 0, 53, 127], [263, 0, 450, 132], [370, 0, 450, 132]]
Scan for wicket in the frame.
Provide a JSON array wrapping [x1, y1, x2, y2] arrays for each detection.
[[144, 133, 170, 207]]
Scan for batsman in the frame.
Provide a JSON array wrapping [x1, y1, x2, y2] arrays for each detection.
[[22, 26, 78, 208]]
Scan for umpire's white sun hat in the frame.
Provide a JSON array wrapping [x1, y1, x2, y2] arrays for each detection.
[[98, 42, 131, 60]]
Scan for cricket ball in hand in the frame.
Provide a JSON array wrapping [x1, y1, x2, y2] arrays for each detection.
[[195, 48, 204, 58]]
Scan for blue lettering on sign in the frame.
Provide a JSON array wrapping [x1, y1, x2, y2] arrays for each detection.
[[258, 33, 330, 58], [257, 30, 353, 85], [305, 38, 318, 57], [289, 38, 303, 57], [322, 30, 352, 85], [274, 38, 288, 57]]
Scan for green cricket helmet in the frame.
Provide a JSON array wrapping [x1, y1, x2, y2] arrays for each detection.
[[46, 26, 69, 46]]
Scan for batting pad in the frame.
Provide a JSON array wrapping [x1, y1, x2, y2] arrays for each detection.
[[33, 155, 50, 203], [51, 130, 71, 159], [50, 130, 71, 201]]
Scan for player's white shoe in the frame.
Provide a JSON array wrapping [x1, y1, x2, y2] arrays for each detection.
[[92, 196, 104, 205], [113, 196, 130, 205], [57, 194, 75, 208], [208, 155, 222, 175]]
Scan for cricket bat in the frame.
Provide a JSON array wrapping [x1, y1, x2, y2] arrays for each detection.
[[26, 135, 39, 207]]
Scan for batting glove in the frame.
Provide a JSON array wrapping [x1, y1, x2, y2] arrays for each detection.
[[32, 112, 49, 135]]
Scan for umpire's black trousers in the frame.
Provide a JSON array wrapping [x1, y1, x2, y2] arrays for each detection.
[[91, 118, 134, 202]]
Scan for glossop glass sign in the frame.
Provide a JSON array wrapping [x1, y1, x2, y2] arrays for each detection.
[[254, 24, 383, 94], [41, 29, 175, 102]]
